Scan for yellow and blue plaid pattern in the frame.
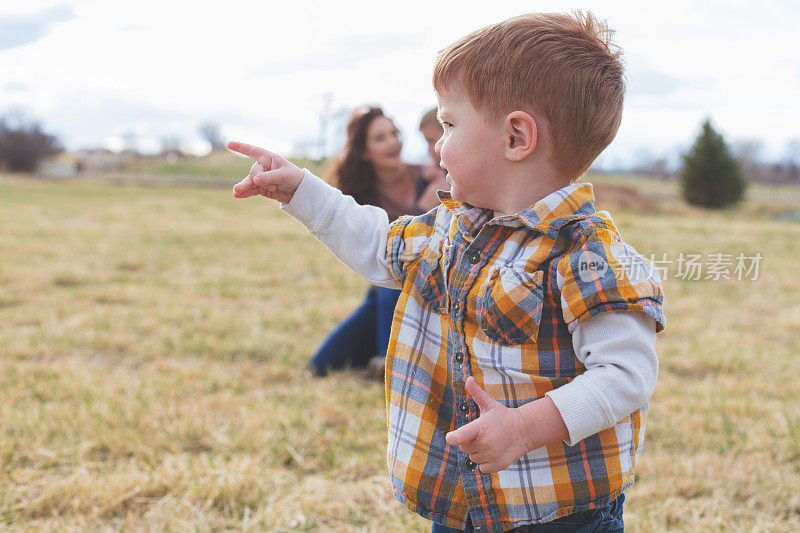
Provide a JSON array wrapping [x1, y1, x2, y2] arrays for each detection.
[[383, 183, 665, 531]]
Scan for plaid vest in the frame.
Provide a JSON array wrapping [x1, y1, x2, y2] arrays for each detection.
[[384, 183, 665, 531]]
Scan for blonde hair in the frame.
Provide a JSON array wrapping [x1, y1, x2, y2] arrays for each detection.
[[433, 11, 625, 180]]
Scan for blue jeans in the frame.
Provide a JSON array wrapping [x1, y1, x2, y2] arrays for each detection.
[[431, 493, 625, 532], [308, 285, 401, 376]]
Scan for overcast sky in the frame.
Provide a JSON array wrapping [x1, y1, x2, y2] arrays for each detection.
[[1, 0, 798, 168]]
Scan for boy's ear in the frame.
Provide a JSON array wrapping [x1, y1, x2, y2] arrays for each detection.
[[504, 111, 537, 162]]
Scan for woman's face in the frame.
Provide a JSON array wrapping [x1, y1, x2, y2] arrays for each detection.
[[363, 116, 402, 169]]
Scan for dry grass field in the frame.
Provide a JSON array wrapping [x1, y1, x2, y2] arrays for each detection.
[[1, 170, 799, 532]]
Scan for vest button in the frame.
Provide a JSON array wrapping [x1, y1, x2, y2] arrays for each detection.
[[455, 352, 464, 364], [465, 458, 477, 470], [459, 401, 469, 414]]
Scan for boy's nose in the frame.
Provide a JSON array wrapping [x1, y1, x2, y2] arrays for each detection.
[[434, 136, 443, 156]]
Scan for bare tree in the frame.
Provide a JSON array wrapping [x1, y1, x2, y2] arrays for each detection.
[[198, 122, 224, 152], [732, 138, 763, 179], [0, 111, 62, 172]]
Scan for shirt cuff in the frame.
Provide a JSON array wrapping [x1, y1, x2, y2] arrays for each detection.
[[280, 169, 334, 232], [546, 379, 607, 447]]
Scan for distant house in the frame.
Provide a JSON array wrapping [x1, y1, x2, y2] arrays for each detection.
[[39, 149, 129, 178], [38, 152, 81, 178]]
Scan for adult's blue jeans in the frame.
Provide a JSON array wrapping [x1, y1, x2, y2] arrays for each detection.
[[308, 285, 401, 376], [430, 493, 625, 532]]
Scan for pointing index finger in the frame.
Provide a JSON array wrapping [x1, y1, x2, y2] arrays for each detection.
[[227, 141, 272, 167]]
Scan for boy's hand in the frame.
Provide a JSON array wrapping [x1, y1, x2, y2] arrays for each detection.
[[228, 141, 304, 204], [445, 377, 534, 474]]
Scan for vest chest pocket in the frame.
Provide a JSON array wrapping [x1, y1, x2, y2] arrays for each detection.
[[476, 266, 545, 346], [412, 238, 448, 313]]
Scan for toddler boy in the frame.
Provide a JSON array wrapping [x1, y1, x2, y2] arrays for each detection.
[[230, 11, 664, 532]]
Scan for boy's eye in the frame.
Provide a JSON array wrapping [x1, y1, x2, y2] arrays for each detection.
[[441, 121, 453, 129]]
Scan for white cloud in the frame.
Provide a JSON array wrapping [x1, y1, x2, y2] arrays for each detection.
[[0, 0, 797, 165], [0, 2, 74, 51]]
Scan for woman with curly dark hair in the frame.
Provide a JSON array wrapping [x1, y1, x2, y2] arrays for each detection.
[[309, 106, 441, 377]]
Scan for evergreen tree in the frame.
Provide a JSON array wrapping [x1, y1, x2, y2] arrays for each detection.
[[680, 119, 747, 208]]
